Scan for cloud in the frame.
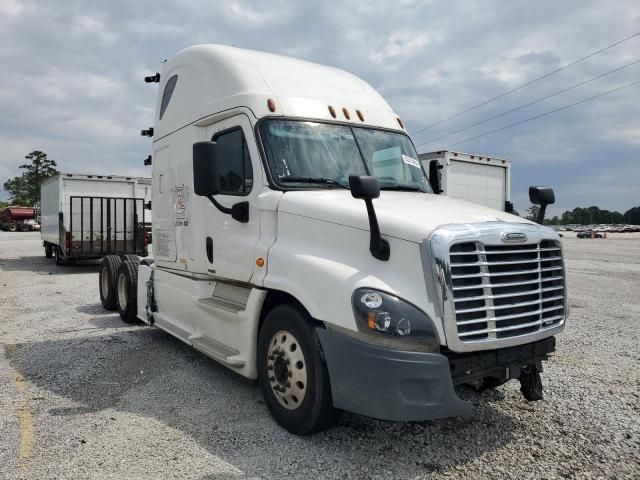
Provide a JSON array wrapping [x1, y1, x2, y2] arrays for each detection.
[[0, 0, 638, 216], [0, 0, 24, 18], [370, 31, 441, 64]]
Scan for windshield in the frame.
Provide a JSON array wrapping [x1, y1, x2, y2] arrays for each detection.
[[259, 119, 431, 192]]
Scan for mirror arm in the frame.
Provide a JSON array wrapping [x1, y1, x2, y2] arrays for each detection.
[[207, 195, 232, 215], [206, 196, 249, 223], [364, 199, 390, 261], [535, 204, 547, 226]]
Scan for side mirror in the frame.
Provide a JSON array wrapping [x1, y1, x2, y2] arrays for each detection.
[[193, 141, 221, 197], [349, 176, 389, 261], [428, 160, 443, 194], [193, 141, 249, 223], [529, 186, 555, 206], [349, 175, 380, 200], [528, 186, 555, 225]]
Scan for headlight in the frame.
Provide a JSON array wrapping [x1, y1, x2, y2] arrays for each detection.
[[351, 288, 439, 352]]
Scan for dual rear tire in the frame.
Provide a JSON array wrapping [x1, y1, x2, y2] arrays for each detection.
[[99, 255, 139, 323]]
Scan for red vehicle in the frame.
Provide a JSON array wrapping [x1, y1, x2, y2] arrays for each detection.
[[0, 206, 38, 232]]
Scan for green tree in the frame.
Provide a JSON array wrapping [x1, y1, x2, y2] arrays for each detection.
[[3, 150, 59, 206], [611, 211, 624, 224], [624, 206, 640, 225], [525, 205, 540, 222], [561, 210, 574, 224]]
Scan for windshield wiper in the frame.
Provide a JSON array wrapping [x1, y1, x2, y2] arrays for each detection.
[[380, 185, 424, 192], [279, 176, 348, 189]]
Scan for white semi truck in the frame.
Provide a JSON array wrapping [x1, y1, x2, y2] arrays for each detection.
[[98, 45, 566, 435], [419, 150, 513, 212], [41, 173, 150, 264]]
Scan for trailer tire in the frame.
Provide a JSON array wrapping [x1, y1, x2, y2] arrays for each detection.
[[19, 224, 30, 232], [45, 243, 54, 258], [8, 223, 17, 232], [99, 255, 122, 310], [116, 260, 138, 323], [257, 303, 339, 435], [54, 246, 65, 266]]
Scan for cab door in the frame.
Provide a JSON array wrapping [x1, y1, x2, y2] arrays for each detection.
[[203, 114, 261, 282]]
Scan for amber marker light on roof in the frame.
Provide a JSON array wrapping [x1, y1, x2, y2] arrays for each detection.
[[397, 117, 404, 129], [356, 110, 364, 121], [267, 98, 276, 112], [342, 108, 350, 120], [328, 105, 336, 118]]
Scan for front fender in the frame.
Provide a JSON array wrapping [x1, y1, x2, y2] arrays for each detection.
[[263, 213, 445, 343]]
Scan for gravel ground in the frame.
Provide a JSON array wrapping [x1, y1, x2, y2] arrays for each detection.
[[1, 231, 638, 479]]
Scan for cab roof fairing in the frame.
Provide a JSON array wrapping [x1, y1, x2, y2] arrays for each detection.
[[153, 44, 405, 139]]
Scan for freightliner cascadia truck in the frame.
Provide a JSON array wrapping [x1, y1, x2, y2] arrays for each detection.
[[98, 45, 565, 435]]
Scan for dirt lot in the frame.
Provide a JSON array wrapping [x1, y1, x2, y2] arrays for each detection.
[[1, 232, 639, 479]]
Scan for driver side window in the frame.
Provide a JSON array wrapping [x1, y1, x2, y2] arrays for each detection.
[[212, 128, 253, 195]]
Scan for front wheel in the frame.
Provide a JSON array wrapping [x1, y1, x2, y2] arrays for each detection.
[[257, 304, 339, 435]]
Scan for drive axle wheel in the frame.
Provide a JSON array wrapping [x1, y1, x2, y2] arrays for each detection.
[[257, 304, 339, 435], [99, 255, 122, 310], [116, 260, 139, 323]]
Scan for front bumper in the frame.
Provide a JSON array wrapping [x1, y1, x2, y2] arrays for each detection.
[[316, 328, 472, 421], [446, 336, 556, 385]]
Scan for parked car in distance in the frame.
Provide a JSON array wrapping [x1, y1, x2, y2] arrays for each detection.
[[577, 231, 603, 238]]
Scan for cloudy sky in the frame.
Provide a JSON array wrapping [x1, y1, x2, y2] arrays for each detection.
[[1, 0, 639, 215]]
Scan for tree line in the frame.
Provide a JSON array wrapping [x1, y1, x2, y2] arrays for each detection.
[[544, 206, 640, 226]]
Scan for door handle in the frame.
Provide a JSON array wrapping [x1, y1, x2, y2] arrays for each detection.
[[206, 236, 213, 263]]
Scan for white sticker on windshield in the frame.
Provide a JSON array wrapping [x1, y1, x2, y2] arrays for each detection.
[[402, 154, 420, 168]]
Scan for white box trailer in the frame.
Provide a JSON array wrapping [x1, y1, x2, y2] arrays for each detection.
[[40, 173, 150, 264], [418, 151, 512, 212]]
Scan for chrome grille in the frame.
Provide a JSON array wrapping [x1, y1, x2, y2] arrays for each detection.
[[449, 240, 565, 342]]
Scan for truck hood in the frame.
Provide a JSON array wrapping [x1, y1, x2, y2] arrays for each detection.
[[278, 190, 533, 243]]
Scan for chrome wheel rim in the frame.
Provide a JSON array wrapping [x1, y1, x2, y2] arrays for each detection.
[[267, 330, 307, 410], [117, 273, 127, 310], [100, 268, 109, 298]]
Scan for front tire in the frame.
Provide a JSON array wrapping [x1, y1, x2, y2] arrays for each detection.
[[257, 303, 338, 435], [116, 260, 139, 323], [45, 243, 54, 258], [99, 255, 122, 310]]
